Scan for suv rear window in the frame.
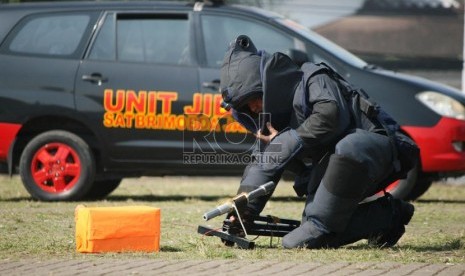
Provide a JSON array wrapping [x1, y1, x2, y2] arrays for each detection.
[[7, 13, 91, 57]]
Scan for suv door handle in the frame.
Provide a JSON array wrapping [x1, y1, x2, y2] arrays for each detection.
[[202, 79, 220, 91], [82, 73, 108, 86]]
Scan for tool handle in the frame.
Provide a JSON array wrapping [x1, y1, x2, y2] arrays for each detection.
[[202, 181, 276, 221], [247, 181, 276, 201], [203, 202, 233, 221]]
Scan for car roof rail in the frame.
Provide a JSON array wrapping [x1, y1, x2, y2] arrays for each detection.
[[195, 0, 225, 4]]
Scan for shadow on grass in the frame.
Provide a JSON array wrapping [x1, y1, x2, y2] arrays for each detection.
[[345, 240, 463, 252], [0, 197, 36, 202], [99, 195, 308, 203], [0, 195, 304, 202], [415, 199, 465, 204], [250, 239, 465, 251], [406, 243, 464, 252], [2, 196, 464, 204], [106, 195, 307, 202], [160, 246, 183, 252]]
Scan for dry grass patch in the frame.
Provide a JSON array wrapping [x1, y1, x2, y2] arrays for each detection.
[[0, 175, 464, 264]]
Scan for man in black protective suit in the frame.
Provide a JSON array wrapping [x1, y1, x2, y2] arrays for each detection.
[[219, 35, 418, 249]]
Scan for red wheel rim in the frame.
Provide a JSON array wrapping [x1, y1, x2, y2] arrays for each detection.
[[30, 143, 82, 193]]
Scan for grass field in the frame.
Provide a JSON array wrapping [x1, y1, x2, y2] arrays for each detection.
[[0, 175, 464, 264]]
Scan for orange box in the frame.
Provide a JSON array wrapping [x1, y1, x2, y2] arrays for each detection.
[[75, 205, 160, 253]]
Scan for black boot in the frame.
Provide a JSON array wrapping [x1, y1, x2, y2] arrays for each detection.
[[322, 194, 414, 248], [368, 195, 415, 248], [282, 219, 335, 249]]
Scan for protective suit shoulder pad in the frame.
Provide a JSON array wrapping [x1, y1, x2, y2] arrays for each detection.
[[301, 63, 332, 82]]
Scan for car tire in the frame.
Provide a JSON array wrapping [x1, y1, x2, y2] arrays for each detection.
[[363, 162, 418, 202], [405, 177, 433, 201], [84, 178, 122, 200], [19, 130, 96, 201], [385, 165, 418, 200]]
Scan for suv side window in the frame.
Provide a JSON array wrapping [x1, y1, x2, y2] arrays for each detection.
[[6, 13, 91, 57], [201, 14, 295, 67], [89, 13, 191, 65]]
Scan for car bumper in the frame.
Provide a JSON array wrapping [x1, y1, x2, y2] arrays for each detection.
[[403, 117, 465, 173], [0, 123, 21, 161]]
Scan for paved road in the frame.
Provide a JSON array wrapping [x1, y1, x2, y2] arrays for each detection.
[[1, 259, 465, 276]]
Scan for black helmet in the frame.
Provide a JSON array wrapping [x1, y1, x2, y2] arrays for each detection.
[[220, 35, 263, 112], [221, 35, 302, 133]]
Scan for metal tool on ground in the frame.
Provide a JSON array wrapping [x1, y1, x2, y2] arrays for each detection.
[[197, 181, 300, 249]]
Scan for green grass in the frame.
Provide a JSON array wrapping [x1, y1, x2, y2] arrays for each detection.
[[0, 175, 464, 264]]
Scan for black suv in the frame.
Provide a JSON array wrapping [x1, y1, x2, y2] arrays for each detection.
[[1, 1, 465, 201]]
